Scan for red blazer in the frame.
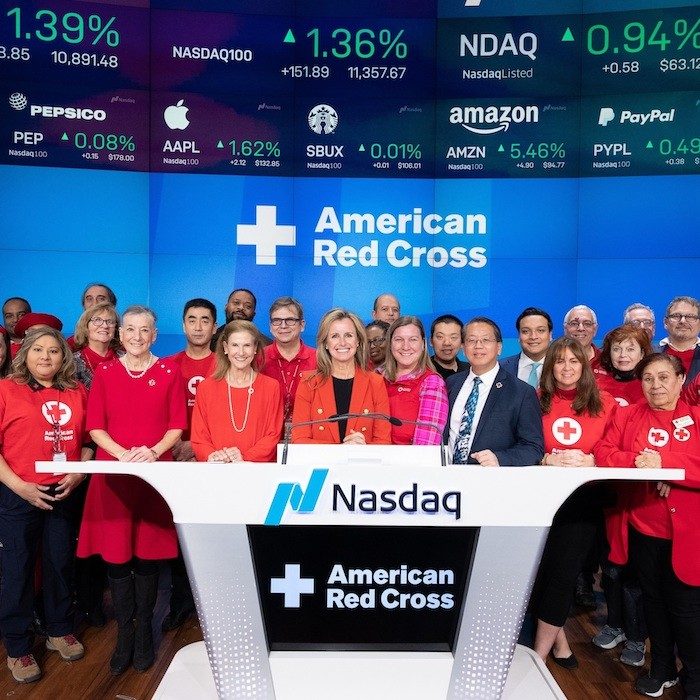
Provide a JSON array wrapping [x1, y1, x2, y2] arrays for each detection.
[[594, 400, 700, 585], [291, 368, 391, 444]]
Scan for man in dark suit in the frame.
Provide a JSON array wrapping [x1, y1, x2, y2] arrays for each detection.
[[501, 307, 553, 389], [445, 316, 543, 467]]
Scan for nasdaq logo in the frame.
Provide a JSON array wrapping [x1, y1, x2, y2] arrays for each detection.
[[236, 205, 296, 265], [450, 104, 539, 134], [264, 469, 328, 525]]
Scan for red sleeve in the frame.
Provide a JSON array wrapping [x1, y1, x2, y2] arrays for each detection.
[[291, 375, 327, 444], [86, 366, 108, 433], [240, 379, 284, 462], [369, 373, 392, 445], [190, 379, 214, 461], [682, 375, 700, 406], [593, 404, 638, 467]]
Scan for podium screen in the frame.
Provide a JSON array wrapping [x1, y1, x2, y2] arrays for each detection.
[[249, 525, 478, 651]]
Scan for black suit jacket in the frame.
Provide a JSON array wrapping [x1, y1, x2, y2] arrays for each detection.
[[661, 344, 700, 384], [444, 366, 544, 466]]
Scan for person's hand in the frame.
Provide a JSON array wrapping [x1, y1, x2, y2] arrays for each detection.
[[635, 449, 662, 469], [207, 447, 242, 462], [559, 449, 595, 468], [54, 473, 85, 500], [14, 481, 54, 510], [657, 482, 671, 498], [470, 450, 499, 467], [124, 445, 158, 462], [343, 430, 366, 445]]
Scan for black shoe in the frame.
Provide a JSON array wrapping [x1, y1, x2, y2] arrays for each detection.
[[550, 651, 578, 670], [634, 673, 679, 697], [161, 604, 195, 633]]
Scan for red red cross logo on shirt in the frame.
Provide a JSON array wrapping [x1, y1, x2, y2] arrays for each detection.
[[188, 375, 205, 396], [41, 401, 72, 427], [552, 417, 582, 446], [673, 427, 690, 442], [647, 428, 669, 447]]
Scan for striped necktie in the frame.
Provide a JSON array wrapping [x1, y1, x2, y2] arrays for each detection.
[[453, 377, 482, 464]]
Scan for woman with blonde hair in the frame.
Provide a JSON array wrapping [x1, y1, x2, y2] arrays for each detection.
[[292, 309, 391, 444]]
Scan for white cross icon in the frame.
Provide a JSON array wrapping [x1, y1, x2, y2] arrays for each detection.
[[270, 564, 315, 608], [236, 205, 296, 265]]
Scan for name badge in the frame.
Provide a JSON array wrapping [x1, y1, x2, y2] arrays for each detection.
[[52, 452, 67, 462], [673, 415, 694, 429]]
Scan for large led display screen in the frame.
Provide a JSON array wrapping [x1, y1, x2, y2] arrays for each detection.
[[0, 0, 698, 354]]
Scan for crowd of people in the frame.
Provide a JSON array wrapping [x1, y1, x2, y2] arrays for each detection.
[[0, 285, 699, 699]]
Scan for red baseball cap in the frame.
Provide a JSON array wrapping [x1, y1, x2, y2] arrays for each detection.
[[14, 313, 63, 339]]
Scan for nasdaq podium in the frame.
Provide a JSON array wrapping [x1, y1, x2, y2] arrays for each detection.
[[37, 450, 681, 700]]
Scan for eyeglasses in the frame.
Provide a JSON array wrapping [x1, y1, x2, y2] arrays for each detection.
[[270, 317, 300, 327], [89, 318, 117, 327], [666, 313, 700, 322], [630, 319, 654, 327], [565, 319, 595, 329], [465, 337, 497, 346], [368, 337, 386, 347]]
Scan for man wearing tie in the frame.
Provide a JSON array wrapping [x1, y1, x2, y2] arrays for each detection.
[[501, 307, 553, 389], [446, 317, 544, 467]]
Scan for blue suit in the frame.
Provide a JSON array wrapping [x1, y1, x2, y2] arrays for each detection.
[[500, 353, 520, 379], [444, 365, 544, 466]]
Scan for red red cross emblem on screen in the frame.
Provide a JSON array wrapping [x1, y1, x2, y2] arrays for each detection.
[[41, 401, 72, 427], [647, 428, 669, 447], [552, 417, 582, 446]]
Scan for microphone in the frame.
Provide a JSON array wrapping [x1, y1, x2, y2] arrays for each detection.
[[389, 417, 447, 466], [328, 412, 401, 426]]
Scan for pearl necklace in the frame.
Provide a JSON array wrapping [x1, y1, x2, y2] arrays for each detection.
[[227, 369, 254, 433], [123, 353, 154, 379]]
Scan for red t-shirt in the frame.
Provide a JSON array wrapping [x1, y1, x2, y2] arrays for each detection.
[[0, 378, 87, 484], [261, 341, 316, 419], [594, 371, 645, 407], [665, 346, 695, 376], [166, 350, 216, 438]]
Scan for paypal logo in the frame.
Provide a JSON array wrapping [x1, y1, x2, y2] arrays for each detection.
[[264, 469, 328, 525]]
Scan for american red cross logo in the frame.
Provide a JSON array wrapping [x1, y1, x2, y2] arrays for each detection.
[[673, 427, 690, 442], [41, 401, 72, 427], [647, 428, 669, 447], [552, 417, 582, 446], [188, 375, 205, 396]]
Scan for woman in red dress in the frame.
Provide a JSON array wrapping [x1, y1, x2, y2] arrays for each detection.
[[77, 306, 187, 675], [72, 302, 121, 389], [191, 320, 283, 463]]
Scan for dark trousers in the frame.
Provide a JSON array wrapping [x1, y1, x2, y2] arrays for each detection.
[[0, 484, 79, 657], [629, 527, 700, 694], [532, 486, 601, 627], [601, 560, 646, 642], [167, 550, 194, 613]]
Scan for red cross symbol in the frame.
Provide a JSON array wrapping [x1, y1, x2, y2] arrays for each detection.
[[188, 375, 204, 396], [42, 401, 71, 427], [647, 428, 669, 447], [552, 417, 582, 446], [673, 427, 690, 442]]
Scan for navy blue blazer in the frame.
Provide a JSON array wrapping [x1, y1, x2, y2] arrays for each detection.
[[500, 353, 520, 378], [444, 365, 544, 466]]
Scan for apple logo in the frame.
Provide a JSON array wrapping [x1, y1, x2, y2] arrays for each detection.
[[164, 99, 189, 130]]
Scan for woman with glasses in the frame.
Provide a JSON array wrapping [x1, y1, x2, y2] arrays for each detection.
[[0, 328, 91, 683], [292, 309, 391, 444], [365, 320, 389, 371], [73, 302, 121, 389], [382, 317, 447, 445]]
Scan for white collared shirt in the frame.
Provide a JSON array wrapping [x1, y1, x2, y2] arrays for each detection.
[[659, 337, 700, 350], [449, 363, 500, 456], [517, 353, 543, 386]]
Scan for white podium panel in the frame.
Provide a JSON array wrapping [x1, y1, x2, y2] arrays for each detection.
[[36, 460, 681, 700]]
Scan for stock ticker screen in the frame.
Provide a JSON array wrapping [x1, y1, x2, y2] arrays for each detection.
[[0, 0, 698, 352]]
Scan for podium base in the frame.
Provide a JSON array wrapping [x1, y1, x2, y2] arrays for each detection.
[[152, 642, 565, 699]]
